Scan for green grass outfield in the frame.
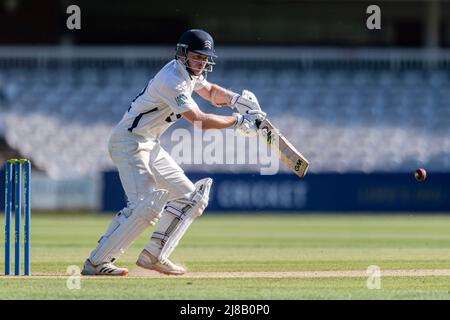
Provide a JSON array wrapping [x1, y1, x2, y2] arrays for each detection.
[[1, 213, 450, 299]]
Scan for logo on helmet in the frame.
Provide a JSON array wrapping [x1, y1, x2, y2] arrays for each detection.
[[204, 41, 212, 50]]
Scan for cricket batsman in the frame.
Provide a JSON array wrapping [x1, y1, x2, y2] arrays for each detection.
[[81, 29, 266, 276]]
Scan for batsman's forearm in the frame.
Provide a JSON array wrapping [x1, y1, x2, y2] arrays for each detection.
[[210, 84, 238, 107], [193, 113, 238, 129]]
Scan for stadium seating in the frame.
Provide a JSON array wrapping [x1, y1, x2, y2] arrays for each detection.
[[1, 61, 449, 178]]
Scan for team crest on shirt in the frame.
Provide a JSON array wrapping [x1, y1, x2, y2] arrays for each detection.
[[175, 94, 188, 106]]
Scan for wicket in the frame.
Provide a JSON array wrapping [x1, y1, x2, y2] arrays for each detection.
[[4, 159, 31, 276]]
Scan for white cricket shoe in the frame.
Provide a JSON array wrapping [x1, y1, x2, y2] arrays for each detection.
[[136, 249, 186, 275], [81, 259, 129, 276]]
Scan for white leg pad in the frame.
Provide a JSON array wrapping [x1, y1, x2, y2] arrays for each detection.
[[145, 178, 212, 263], [89, 189, 169, 265]]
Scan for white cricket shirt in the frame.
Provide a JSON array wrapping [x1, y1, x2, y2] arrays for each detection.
[[115, 59, 207, 138]]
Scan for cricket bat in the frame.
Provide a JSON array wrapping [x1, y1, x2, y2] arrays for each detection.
[[256, 118, 310, 178]]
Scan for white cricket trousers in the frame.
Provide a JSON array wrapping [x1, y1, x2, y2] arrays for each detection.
[[108, 128, 195, 208]]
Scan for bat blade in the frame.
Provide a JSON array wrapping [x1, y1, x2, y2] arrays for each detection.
[[257, 118, 310, 178]]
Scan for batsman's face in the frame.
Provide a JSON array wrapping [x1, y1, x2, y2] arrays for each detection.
[[186, 51, 208, 76]]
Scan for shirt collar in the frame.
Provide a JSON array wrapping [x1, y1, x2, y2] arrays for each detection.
[[175, 59, 202, 82], [175, 59, 192, 81]]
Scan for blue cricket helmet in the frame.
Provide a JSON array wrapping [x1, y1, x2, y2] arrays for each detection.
[[175, 29, 217, 75], [176, 29, 217, 58]]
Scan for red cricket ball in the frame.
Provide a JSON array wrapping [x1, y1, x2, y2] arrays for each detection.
[[415, 168, 427, 181]]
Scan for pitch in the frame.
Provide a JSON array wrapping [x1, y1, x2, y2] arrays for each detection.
[[1, 213, 450, 299]]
